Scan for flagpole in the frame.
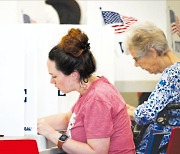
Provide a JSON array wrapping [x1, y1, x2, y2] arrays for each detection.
[[99, 7, 105, 26]]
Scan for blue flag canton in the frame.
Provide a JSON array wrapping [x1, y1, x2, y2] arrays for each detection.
[[102, 11, 123, 25]]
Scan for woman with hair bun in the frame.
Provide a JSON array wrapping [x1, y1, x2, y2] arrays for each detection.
[[37, 28, 135, 154]]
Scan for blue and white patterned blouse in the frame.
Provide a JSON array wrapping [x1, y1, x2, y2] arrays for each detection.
[[135, 62, 180, 154]]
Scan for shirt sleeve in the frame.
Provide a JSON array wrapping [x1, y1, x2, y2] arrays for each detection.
[[134, 64, 180, 125], [83, 96, 114, 139]]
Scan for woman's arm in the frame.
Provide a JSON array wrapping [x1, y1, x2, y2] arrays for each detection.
[[62, 137, 110, 154], [38, 118, 110, 154], [135, 66, 179, 125], [38, 111, 72, 131], [37, 111, 72, 148]]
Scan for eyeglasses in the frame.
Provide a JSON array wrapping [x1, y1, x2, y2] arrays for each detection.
[[133, 53, 145, 62]]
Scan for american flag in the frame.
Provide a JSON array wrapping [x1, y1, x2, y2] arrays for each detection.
[[169, 9, 180, 37], [101, 10, 138, 34]]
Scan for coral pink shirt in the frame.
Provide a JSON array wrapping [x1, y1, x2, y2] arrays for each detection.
[[67, 77, 135, 154]]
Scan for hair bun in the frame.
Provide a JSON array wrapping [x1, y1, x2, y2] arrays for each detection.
[[83, 43, 90, 51]]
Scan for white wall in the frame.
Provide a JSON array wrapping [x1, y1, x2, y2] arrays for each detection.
[[0, 1, 59, 24], [0, 1, 18, 24], [17, 1, 59, 23]]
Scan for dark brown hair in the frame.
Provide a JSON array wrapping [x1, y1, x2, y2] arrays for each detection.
[[49, 28, 96, 81]]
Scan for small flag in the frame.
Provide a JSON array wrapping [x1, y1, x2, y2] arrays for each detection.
[[169, 10, 180, 37], [23, 14, 31, 23], [22, 13, 36, 23], [101, 10, 138, 34]]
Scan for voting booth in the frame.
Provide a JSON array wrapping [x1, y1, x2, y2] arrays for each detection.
[[0, 25, 115, 151]]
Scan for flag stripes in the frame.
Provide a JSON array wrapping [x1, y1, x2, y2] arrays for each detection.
[[169, 9, 180, 37], [101, 10, 137, 34]]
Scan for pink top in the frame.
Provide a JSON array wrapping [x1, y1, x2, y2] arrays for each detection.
[[67, 77, 135, 154]]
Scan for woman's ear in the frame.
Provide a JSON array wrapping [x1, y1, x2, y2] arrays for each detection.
[[149, 48, 158, 58], [71, 71, 78, 80]]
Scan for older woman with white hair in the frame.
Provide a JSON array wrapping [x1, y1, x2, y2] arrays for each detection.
[[125, 21, 180, 153]]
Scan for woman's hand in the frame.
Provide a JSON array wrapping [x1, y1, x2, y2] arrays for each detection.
[[126, 104, 136, 120], [37, 118, 54, 136], [37, 118, 60, 144]]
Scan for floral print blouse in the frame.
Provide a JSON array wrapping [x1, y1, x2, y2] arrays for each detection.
[[135, 62, 180, 154]]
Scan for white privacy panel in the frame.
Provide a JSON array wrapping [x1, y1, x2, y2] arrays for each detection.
[[0, 24, 115, 136], [0, 25, 25, 136]]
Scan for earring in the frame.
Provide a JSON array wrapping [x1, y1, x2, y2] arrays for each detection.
[[79, 81, 87, 89]]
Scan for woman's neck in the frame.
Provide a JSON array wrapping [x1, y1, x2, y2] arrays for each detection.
[[78, 75, 99, 95], [166, 50, 180, 64], [156, 51, 175, 73]]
